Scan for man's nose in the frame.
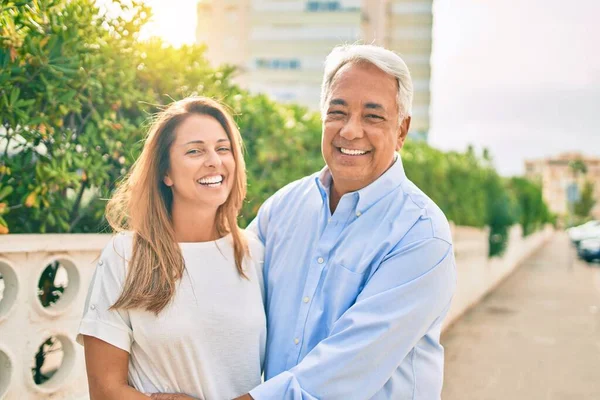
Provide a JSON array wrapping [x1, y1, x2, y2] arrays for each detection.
[[204, 150, 222, 168], [339, 115, 364, 141]]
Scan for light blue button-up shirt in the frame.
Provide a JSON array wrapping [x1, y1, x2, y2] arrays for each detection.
[[248, 155, 456, 400]]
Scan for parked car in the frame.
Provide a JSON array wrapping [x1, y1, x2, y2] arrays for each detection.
[[567, 220, 600, 245], [578, 237, 600, 262]]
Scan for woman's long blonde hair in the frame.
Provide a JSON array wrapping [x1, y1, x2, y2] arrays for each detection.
[[106, 97, 248, 314]]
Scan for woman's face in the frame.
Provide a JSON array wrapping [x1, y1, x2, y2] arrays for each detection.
[[163, 114, 236, 211]]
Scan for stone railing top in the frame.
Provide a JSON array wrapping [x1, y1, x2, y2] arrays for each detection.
[[0, 234, 111, 254]]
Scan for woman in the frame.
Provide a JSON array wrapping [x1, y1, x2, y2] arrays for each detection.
[[77, 97, 265, 399]]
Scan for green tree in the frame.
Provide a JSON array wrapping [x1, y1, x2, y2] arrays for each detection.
[[1, 0, 152, 232], [508, 177, 552, 236], [402, 141, 519, 256], [0, 0, 323, 232], [573, 181, 596, 218], [568, 159, 588, 175]]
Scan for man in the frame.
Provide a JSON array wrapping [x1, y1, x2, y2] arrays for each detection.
[[237, 44, 457, 399]]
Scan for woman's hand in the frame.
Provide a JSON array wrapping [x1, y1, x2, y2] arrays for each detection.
[[149, 394, 197, 400]]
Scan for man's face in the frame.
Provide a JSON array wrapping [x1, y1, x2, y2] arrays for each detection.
[[322, 62, 410, 194]]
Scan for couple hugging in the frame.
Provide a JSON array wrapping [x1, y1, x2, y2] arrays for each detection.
[[78, 44, 456, 400]]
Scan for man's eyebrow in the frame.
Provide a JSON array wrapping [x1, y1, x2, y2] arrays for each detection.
[[329, 98, 347, 107], [365, 102, 385, 111]]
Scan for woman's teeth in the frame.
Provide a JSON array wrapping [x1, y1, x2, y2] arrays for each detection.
[[340, 147, 367, 156], [198, 176, 223, 187]]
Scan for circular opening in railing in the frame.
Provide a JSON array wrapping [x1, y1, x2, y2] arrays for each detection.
[[30, 334, 75, 393], [36, 258, 80, 315], [0, 348, 12, 398], [0, 260, 19, 322]]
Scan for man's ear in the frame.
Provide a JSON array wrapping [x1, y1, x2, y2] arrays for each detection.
[[396, 116, 411, 151], [163, 174, 173, 187]]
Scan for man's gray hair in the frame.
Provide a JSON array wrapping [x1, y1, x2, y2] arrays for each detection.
[[320, 44, 414, 120]]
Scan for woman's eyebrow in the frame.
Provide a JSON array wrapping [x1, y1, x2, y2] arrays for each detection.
[[181, 138, 230, 146]]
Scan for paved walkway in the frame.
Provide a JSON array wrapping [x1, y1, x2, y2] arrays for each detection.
[[442, 233, 600, 400]]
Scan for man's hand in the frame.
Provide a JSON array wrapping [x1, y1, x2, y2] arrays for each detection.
[[149, 394, 196, 400]]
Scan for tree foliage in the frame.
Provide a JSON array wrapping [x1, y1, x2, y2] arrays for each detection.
[[0, 0, 322, 232], [507, 177, 553, 236], [573, 181, 596, 218], [401, 142, 522, 255]]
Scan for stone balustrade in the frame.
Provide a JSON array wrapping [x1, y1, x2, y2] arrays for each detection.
[[0, 234, 110, 400]]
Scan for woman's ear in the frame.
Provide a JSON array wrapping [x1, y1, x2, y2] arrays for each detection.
[[163, 174, 173, 187]]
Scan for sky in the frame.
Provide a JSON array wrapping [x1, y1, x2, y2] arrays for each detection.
[[116, 0, 600, 176], [429, 0, 600, 175]]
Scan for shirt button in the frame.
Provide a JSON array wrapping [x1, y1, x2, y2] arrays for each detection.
[[356, 211, 362, 217], [317, 257, 324, 264], [90, 304, 96, 310], [294, 338, 300, 345], [303, 296, 310, 303], [98, 260, 104, 266]]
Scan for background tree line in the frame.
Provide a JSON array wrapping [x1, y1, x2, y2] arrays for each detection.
[[1, 0, 553, 257]]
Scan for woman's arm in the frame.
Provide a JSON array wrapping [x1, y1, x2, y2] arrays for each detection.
[[83, 335, 149, 400]]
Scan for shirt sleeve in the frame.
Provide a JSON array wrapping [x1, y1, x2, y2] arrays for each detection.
[[246, 230, 266, 304], [77, 235, 133, 353], [250, 237, 457, 400], [247, 192, 277, 247]]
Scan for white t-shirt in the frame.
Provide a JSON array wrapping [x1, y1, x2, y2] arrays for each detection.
[[77, 231, 266, 400]]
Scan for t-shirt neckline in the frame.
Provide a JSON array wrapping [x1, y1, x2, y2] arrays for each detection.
[[178, 233, 232, 250]]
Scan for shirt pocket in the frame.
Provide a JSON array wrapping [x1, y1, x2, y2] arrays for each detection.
[[319, 263, 367, 325]]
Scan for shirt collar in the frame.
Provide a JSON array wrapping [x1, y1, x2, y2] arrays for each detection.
[[314, 153, 407, 213]]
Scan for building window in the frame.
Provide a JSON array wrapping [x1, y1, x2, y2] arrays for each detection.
[[255, 58, 302, 70], [256, 59, 269, 69], [306, 1, 342, 12]]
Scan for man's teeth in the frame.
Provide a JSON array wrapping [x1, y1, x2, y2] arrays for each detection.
[[340, 148, 367, 156], [198, 176, 223, 185]]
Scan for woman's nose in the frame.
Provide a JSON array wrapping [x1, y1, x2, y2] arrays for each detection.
[[204, 150, 222, 168]]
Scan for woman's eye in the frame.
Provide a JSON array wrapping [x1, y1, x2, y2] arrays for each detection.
[[217, 147, 231, 152], [186, 149, 202, 155]]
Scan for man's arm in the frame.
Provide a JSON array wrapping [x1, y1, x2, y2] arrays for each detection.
[[247, 237, 456, 400]]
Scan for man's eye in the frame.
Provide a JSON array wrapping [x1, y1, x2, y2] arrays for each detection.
[[327, 110, 345, 116], [366, 114, 384, 120]]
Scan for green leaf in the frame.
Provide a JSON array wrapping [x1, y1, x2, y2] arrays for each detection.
[[9, 87, 20, 105], [0, 186, 13, 201]]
